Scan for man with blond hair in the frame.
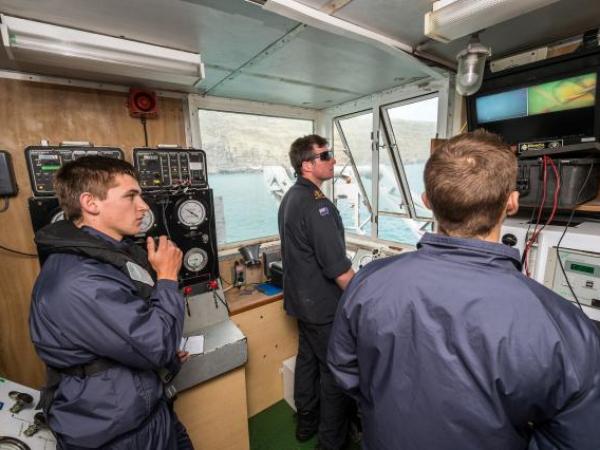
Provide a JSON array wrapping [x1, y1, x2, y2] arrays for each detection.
[[328, 130, 600, 450]]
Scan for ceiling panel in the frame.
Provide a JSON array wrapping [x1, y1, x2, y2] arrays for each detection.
[[209, 71, 360, 108], [240, 26, 432, 97]]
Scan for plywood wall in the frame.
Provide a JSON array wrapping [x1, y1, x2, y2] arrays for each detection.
[[0, 78, 187, 388]]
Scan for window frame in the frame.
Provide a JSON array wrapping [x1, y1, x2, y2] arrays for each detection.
[[319, 77, 454, 246], [187, 94, 319, 248]]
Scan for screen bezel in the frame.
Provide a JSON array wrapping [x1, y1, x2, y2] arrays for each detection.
[[467, 48, 600, 145]]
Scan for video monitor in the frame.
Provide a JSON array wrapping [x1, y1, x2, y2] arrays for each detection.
[[467, 48, 600, 146], [476, 73, 596, 124]]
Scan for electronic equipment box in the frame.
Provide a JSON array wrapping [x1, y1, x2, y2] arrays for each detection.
[[0, 151, 18, 196], [133, 148, 207, 190], [25, 146, 123, 196], [135, 189, 219, 293]]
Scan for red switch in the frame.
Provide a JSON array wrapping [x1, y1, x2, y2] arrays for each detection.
[[183, 286, 193, 296], [208, 280, 219, 290]]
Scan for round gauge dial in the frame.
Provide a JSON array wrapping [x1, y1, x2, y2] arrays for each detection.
[[177, 199, 206, 228], [184, 248, 208, 272], [139, 209, 155, 234], [51, 210, 65, 223]]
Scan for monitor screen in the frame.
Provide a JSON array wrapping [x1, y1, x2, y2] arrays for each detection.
[[476, 72, 596, 124]]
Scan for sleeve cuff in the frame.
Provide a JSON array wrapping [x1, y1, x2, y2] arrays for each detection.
[[323, 257, 352, 280], [156, 279, 179, 290]]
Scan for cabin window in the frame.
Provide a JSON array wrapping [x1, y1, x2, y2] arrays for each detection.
[[333, 111, 373, 237], [332, 93, 439, 246], [197, 109, 313, 244]]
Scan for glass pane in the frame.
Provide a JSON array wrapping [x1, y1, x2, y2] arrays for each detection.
[[386, 96, 438, 219], [198, 110, 313, 244], [378, 132, 406, 214], [338, 112, 373, 206], [378, 216, 433, 246], [333, 117, 371, 237]]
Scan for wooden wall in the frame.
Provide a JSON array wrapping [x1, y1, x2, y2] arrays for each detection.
[[0, 78, 186, 388]]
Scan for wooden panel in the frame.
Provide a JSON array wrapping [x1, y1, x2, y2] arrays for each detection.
[[231, 300, 298, 417], [174, 367, 249, 450], [0, 78, 186, 387]]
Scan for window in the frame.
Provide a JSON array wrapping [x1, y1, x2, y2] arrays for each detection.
[[332, 94, 440, 246], [198, 110, 313, 244]]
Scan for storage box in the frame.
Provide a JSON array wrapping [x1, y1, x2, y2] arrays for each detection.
[[282, 355, 296, 411], [517, 158, 600, 208]]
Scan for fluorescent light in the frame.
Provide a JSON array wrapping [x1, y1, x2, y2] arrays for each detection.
[[425, 0, 560, 43], [0, 14, 205, 86]]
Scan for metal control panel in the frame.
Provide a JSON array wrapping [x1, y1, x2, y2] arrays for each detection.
[[133, 148, 207, 189], [544, 247, 600, 309], [26, 146, 123, 196]]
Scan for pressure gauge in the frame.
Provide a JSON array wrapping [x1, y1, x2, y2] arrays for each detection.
[[183, 248, 208, 272], [51, 210, 65, 223], [177, 199, 206, 228], [139, 209, 155, 234]]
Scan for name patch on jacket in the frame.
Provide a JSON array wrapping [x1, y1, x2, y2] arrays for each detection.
[[126, 262, 155, 287], [319, 206, 330, 216]]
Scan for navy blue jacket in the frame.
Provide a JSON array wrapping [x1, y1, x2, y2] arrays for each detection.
[[278, 176, 351, 324], [30, 227, 185, 448], [328, 233, 600, 450]]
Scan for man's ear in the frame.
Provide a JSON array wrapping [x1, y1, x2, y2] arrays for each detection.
[[421, 192, 432, 210], [79, 192, 100, 216], [506, 191, 519, 216], [301, 160, 313, 176]]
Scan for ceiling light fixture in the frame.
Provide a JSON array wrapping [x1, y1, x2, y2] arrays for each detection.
[[455, 34, 491, 96], [0, 14, 205, 86], [425, 0, 560, 43]]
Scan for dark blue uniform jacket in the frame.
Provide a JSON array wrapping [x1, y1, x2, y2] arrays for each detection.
[[328, 233, 600, 450], [30, 227, 185, 449], [278, 176, 352, 324]]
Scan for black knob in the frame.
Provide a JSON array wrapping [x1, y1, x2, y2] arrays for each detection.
[[502, 233, 518, 247]]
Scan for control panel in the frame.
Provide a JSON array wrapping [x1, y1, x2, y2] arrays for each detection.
[[26, 146, 123, 196], [133, 148, 207, 189], [544, 247, 600, 309]]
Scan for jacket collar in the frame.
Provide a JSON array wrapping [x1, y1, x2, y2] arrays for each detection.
[[417, 232, 522, 271]]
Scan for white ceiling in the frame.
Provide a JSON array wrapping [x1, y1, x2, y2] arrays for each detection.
[[0, 0, 598, 108]]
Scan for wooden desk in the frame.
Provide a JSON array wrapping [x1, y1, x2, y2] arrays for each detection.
[[226, 285, 283, 315], [226, 287, 298, 417]]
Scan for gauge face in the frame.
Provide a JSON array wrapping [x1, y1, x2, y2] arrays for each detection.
[[177, 199, 206, 228], [184, 248, 208, 272], [139, 209, 155, 234], [51, 210, 65, 223]]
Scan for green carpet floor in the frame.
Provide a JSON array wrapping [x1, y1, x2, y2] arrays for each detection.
[[248, 400, 361, 450]]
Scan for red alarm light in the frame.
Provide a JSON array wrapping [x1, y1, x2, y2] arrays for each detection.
[[128, 88, 158, 118]]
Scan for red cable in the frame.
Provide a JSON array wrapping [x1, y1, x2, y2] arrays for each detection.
[[523, 156, 548, 276]]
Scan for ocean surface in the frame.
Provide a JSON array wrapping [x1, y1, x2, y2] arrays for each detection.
[[210, 163, 430, 246]]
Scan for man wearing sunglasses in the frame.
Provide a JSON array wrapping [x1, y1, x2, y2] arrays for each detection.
[[278, 134, 355, 450]]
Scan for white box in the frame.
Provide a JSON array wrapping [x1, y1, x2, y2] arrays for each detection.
[[282, 355, 297, 411]]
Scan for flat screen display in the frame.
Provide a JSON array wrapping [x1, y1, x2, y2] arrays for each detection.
[[476, 73, 596, 124]]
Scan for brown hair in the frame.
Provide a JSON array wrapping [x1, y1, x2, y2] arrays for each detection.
[[424, 129, 517, 237], [54, 156, 138, 221], [289, 134, 328, 176]]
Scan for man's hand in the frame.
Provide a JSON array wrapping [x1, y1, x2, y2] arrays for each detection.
[[335, 267, 355, 290], [147, 236, 183, 281], [177, 350, 190, 364]]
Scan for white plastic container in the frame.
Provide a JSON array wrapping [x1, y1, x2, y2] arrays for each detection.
[[282, 355, 297, 411]]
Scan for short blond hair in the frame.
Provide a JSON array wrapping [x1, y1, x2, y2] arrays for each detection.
[[424, 129, 517, 237]]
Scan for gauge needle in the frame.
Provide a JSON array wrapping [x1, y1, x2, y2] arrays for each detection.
[[187, 210, 199, 218]]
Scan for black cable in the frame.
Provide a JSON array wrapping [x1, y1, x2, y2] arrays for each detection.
[[212, 289, 230, 314], [0, 243, 38, 257], [141, 116, 149, 147], [555, 161, 595, 313], [0, 197, 8, 213], [161, 198, 172, 240]]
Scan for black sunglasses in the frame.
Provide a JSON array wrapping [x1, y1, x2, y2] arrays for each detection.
[[308, 150, 334, 162]]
